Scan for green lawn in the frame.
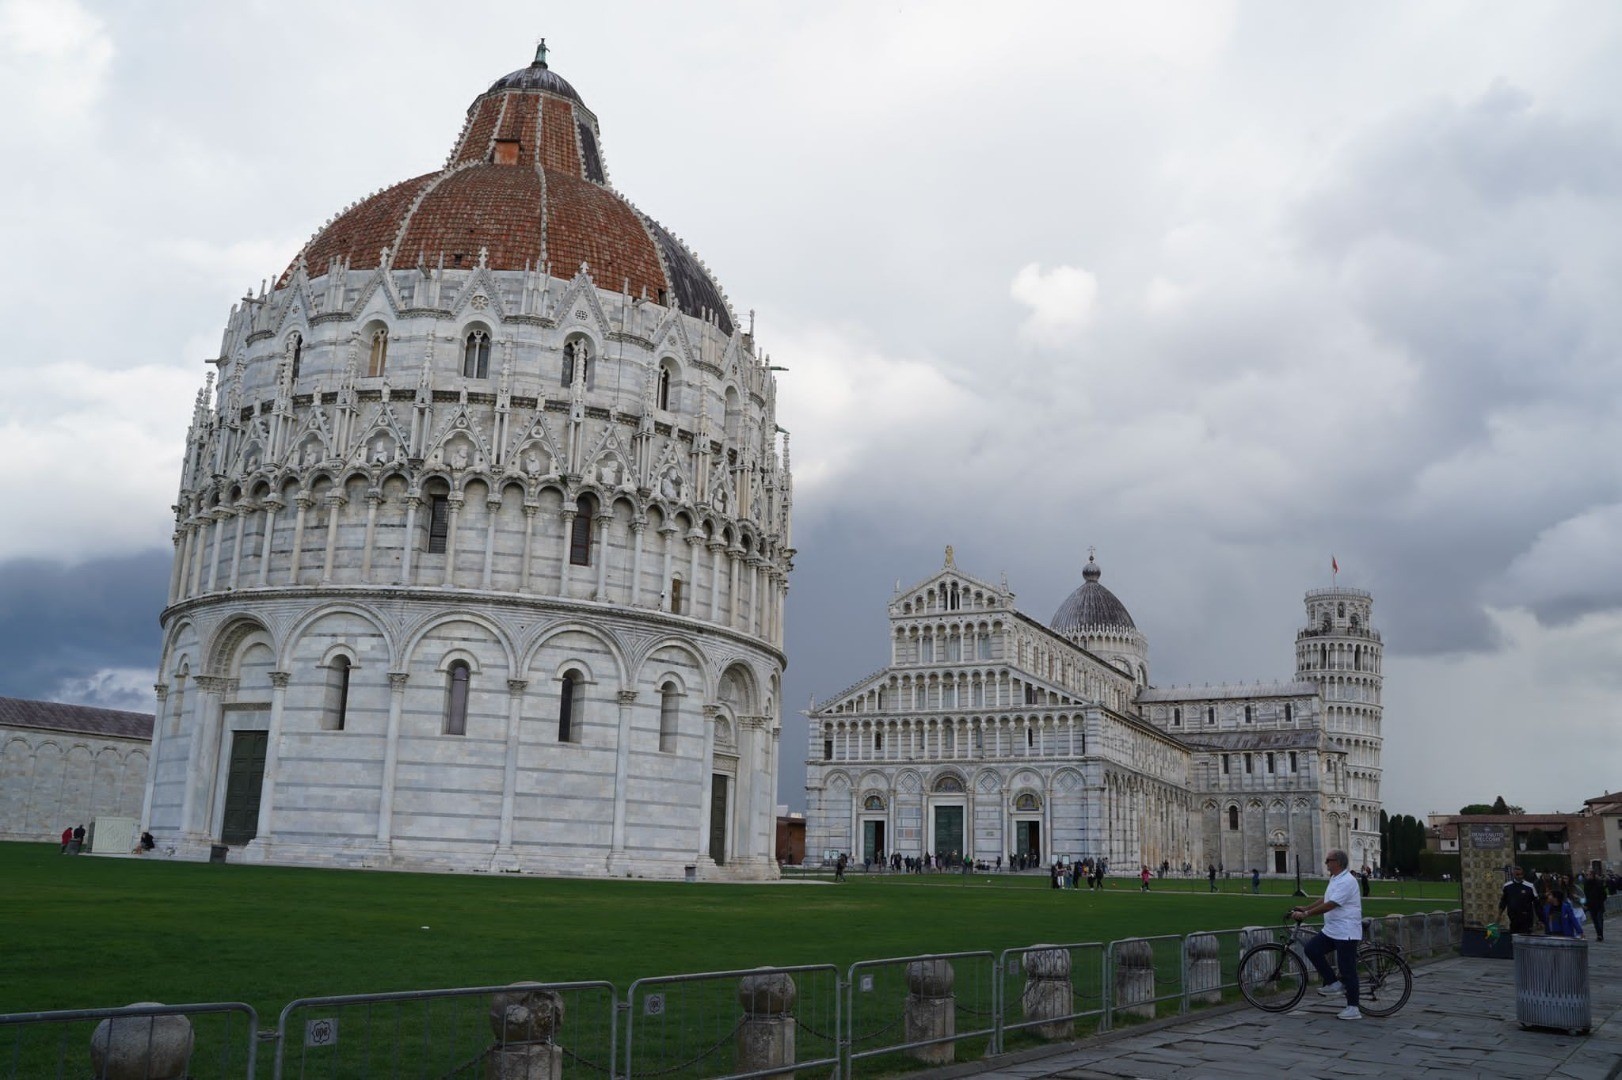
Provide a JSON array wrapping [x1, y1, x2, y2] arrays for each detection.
[[1, 843, 1454, 1018]]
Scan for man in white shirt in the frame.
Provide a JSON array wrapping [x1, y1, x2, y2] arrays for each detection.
[[1291, 849, 1362, 1020]]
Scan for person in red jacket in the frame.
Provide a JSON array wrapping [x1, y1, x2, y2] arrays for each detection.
[[60, 826, 72, 853]]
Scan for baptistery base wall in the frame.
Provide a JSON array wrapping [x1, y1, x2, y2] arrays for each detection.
[[146, 587, 783, 881]]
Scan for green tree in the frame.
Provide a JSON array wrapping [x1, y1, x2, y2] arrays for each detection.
[[1459, 803, 1495, 815]]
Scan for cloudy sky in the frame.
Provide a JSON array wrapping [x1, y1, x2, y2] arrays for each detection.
[[3, 0, 1620, 819]]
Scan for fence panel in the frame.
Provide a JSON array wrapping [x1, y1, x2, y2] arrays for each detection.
[[844, 950, 996, 1072], [995, 943, 1106, 1053], [623, 965, 838, 1080], [1103, 934, 1188, 1030], [274, 981, 616, 1080], [0, 1001, 257, 1080]]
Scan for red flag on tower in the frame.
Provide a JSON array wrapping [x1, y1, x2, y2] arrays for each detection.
[[1332, 555, 1339, 576]]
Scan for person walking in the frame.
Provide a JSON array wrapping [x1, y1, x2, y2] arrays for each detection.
[[1208, 864, 1217, 892], [1584, 871, 1607, 942], [1251, 868, 1261, 894], [1498, 866, 1539, 936], [1290, 849, 1362, 1020], [1140, 864, 1151, 892]]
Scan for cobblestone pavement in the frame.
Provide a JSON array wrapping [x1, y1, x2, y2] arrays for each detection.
[[941, 940, 1621, 1079]]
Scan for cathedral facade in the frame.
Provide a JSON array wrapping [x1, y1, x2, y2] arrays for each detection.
[[804, 550, 1382, 875], [143, 49, 792, 879]]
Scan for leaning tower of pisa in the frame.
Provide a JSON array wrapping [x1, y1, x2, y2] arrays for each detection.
[[1295, 587, 1382, 870]]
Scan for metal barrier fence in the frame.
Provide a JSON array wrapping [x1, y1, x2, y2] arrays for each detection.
[[845, 950, 997, 1070], [0, 1001, 258, 1080], [995, 942, 1107, 1052], [274, 981, 616, 1080], [623, 964, 839, 1080], [0, 909, 1468, 1079]]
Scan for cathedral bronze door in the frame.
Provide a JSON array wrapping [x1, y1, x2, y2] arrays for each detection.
[[1016, 821, 1041, 860], [709, 774, 728, 865], [220, 730, 267, 846], [1274, 850, 1287, 874], [933, 805, 963, 859], [862, 820, 886, 863]]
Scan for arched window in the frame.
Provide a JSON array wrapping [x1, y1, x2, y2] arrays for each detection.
[[463, 330, 490, 379], [289, 333, 303, 383], [367, 327, 388, 377], [1350, 614, 1361, 630], [1172, 707, 1182, 727], [1244, 705, 1253, 723], [669, 576, 684, 614], [562, 338, 591, 386], [558, 669, 582, 742], [1337, 602, 1346, 618], [426, 491, 451, 554], [723, 386, 741, 440], [570, 493, 597, 566], [933, 774, 964, 793], [652, 363, 671, 410], [324, 655, 351, 731], [445, 660, 470, 735], [1228, 806, 1239, 831], [1206, 706, 1215, 725], [659, 682, 679, 752]]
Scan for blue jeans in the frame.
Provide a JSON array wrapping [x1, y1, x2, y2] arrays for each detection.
[[1303, 931, 1359, 1007]]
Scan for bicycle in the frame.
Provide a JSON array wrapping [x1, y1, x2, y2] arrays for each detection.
[[1237, 917, 1413, 1016]]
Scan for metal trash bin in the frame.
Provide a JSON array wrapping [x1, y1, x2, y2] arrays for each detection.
[[684, 864, 696, 883], [209, 844, 229, 864], [1513, 935, 1590, 1033]]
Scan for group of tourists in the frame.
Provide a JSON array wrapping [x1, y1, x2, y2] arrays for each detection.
[[1498, 865, 1615, 941]]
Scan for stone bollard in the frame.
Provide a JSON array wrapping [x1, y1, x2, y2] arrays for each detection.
[[1428, 912, 1450, 956], [736, 969, 796, 1079], [1404, 915, 1426, 957], [1112, 939, 1156, 1022], [1383, 914, 1403, 953], [1020, 946, 1074, 1040], [1446, 910, 1463, 951], [90, 1004, 194, 1080], [904, 959, 955, 1065], [487, 982, 565, 1080], [1183, 933, 1221, 1006]]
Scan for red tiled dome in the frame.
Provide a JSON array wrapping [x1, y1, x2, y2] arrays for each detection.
[[285, 51, 734, 335]]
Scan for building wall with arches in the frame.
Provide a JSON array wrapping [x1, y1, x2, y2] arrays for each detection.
[[805, 552, 1377, 875], [0, 698, 152, 842]]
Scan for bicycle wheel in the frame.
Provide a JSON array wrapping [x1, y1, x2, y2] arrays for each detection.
[[1356, 945, 1412, 1017], [1238, 942, 1308, 1012]]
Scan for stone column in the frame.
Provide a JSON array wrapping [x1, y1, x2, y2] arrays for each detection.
[[205, 678, 242, 837], [377, 673, 409, 846], [1183, 933, 1221, 1006], [1021, 947, 1073, 1039], [728, 547, 742, 628], [519, 504, 538, 591], [1112, 939, 1156, 1021], [400, 495, 420, 585], [736, 971, 796, 1078], [486, 983, 564, 1080], [443, 495, 464, 586], [629, 519, 645, 605], [204, 510, 227, 592], [140, 684, 167, 830], [697, 704, 719, 860], [481, 496, 501, 589], [558, 510, 576, 594], [658, 526, 677, 610], [187, 517, 207, 595], [321, 490, 345, 583], [288, 493, 312, 583], [258, 497, 282, 586], [608, 689, 637, 872], [361, 490, 382, 580], [593, 512, 611, 599], [495, 679, 527, 866], [708, 541, 725, 622], [167, 529, 185, 603], [747, 556, 762, 636], [227, 504, 247, 589], [91, 1005, 194, 1080], [905, 959, 955, 1065], [178, 676, 226, 843], [687, 531, 703, 615], [252, 671, 291, 848]]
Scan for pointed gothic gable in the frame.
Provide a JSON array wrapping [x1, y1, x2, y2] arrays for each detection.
[[889, 557, 1012, 619], [349, 261, 406, 321], [285, 401, 335, 467], [649, 440, 693, 503], [349, 402, 413, 467], [582, 425, 635, 490], [449, 263, 510, 321], [649, 308, 698, 367], [502, 410, 564, 478], [230, 416, 274, 476], [548, 268, 613, 337], [424, 402, 496, 471]]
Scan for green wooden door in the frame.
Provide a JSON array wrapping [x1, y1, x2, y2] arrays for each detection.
[[220, 731, 267, 845], [933, 805, 963, 860]]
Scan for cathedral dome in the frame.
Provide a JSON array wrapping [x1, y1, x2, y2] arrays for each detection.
[[284, 45, 734, 335], [1051, 555, 1137, 633]]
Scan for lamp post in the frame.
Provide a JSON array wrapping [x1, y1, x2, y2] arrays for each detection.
[[1292, 854, 1307, 898]]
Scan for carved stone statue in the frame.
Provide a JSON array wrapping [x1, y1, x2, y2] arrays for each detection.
[[451, 443, 471, 470]]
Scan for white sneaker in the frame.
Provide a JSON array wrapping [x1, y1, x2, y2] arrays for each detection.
[[1338, 1005, 1362, 1020], [1317, 982, 1344, 996]]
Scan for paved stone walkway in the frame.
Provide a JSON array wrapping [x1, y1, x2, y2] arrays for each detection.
[[941, 940, 1622, 1079]]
